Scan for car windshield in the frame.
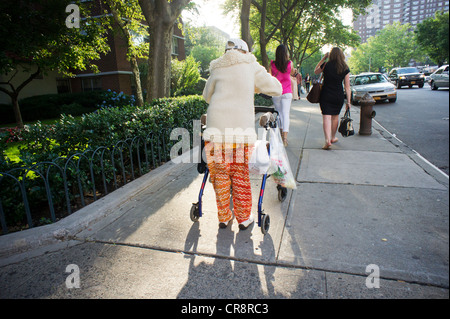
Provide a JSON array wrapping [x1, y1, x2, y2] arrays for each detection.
[[397, 67, 419, 74], [353, 74, 388, 86]]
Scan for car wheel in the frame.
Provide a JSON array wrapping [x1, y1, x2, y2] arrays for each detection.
[[431, 81, 438, 90], [389, 97, 397, 103], [396, 81, 401, 89], [418, 84, 424, 88]]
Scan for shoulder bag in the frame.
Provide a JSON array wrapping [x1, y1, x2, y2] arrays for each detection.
[[306, 73, 323, 104]]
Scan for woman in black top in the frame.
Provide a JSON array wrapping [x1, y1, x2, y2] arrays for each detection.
[[314, 47, 351, 150]]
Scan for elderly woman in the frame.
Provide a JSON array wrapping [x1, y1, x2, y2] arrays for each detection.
[[202, 39, 282, 230]]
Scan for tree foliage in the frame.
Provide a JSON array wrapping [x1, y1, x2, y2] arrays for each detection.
[[0, 0, 109, 78], [0, 0, 110, 127], [348, 22, 422, 74], [415, 10, 449, 66], [184, 25, 223, 77], [274, 0, 363, 68], [225, 0, 371, 70], [171, 56, 201, 96]]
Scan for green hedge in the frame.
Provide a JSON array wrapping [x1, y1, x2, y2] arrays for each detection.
[[0, 95, 208, 232], [13, 95, 207, 165], [254, 93, 274, 106]]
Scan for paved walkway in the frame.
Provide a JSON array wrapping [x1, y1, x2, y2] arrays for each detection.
[[0, 99, 448, 299]]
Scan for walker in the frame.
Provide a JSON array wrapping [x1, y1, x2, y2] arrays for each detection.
[[190, 107, 288, 234]]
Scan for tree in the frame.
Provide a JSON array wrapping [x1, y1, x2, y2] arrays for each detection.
[[274, 0, 362, 68], [251, 0, 303, 69], [241, 0, 254, 51], [0, 0, 109, 128], [298, 50, 322, 77], [347, 41, 372, 74], [138, 0, 191, 101], [171, 56, 201, 96], [415, 11, 449, 66], [225, 0, 370, 70], [348, 22, 422, 74], [184, 25, 223, 77], [103, 0, 148, 107]]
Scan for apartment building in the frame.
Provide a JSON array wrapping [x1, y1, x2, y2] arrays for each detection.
[[354, 0, 449, 43]]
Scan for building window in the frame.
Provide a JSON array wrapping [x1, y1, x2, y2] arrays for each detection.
[[56, 78, 71, 94], [81, 77, 102, 92], [172, 37, 179, 56]]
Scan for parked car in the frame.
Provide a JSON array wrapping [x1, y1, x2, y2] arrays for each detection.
[[388, 67, 425, 89], [422, 65, 439, 76], [429, 65, 449, 90], [350, 72, 397, 104]]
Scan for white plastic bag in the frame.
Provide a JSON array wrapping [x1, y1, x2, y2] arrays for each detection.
[[268, 127, 297, 189], [300, 86, 306, 94], [249, 140, 270, 175]]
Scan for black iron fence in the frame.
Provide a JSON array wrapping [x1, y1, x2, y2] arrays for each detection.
[[0, 130, 174, 235]]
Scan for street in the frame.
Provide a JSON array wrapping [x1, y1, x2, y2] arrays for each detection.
[[370, 85, 449, 176]]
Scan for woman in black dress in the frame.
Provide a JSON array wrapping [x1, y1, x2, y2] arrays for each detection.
[[314, 47, 351, 150]]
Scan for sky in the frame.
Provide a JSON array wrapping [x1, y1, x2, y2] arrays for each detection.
[[183, 0, 353, 39], [182, 0, 240, 38]]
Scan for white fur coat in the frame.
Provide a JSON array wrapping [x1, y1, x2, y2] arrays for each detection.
[[202, 50, 282, 144]]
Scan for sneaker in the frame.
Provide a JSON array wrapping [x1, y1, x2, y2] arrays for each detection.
[[238, 215, 254, 230], [219, 217, 232, 229]]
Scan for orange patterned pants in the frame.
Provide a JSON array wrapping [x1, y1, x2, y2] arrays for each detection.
[[205, 142, 253, 224]]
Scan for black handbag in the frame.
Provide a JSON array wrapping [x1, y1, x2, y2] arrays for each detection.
[[338, 109, 354, 137], [306, 74, 323, 104]]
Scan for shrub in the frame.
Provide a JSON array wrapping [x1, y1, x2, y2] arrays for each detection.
[[171, 56, 202, 97], [15, 95, 208, 162], [0, 95, 208, 234], [254, 94, 274, 106], [97, 90, 136, 109]]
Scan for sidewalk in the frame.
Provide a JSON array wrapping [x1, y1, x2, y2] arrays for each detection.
[[0, 99, 448, 299]]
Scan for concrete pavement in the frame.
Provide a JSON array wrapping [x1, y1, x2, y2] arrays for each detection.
[[0, 99, 448, 299]]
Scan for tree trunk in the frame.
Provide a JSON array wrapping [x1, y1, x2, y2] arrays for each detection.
[[253, 0, 302, 70], [0, 89, 23, 128], [130, 56, 145, 107], [260, 39, 269, 71], [146, 19, 174, 101], [11, 94, 23, 129], [139, 0, 191, 101], [240, 0, 253, 52], [259, 0, 269, 70], [0, 66, 40, 128]]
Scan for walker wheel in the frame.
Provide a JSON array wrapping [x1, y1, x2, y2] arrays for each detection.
[[261, 214, 270, 234], [190, 203, 200, 222], [277, 185, 288, 202]]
